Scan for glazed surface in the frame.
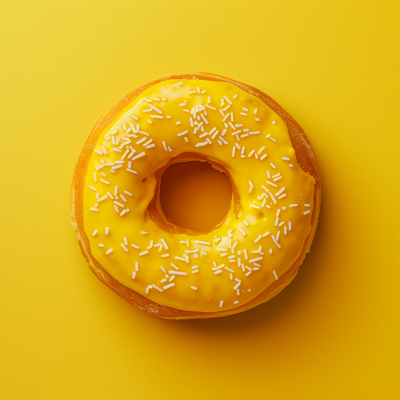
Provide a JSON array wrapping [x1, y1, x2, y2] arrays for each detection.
[[83, 79, 315, 312]]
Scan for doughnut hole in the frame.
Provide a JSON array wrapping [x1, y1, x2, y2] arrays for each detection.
[[159, 161, 232, 231], [148, 152, 242, 235]]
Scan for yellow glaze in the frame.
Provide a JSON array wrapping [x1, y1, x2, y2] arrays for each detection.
[[83, 79, 315, 312]]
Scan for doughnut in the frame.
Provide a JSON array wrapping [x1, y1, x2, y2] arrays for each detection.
[[71, 73, 321, 319]]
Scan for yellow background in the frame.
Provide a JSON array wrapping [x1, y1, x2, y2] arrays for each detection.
[[1, 1, 399, 399]]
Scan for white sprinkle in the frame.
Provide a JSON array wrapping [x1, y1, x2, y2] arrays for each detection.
[[282, 157, 290, 161], [124, 190, 132, 196], [152, 285, 163, 292], [248, 181, 254, 193], [161, 254, 169, 258], [131, 272, 136, 279], [275, 187, 286, 197], [194, 240, 211, 245], [177, 130, 188, 137], [238, 227, 246, 236], [261, 198, 266, 207], [160, 238, 169, 250], [168, 271, 187, 276], [111, 164, 123, 172], [214, 270, 223, 275], [191, 286, 197, 290], [232, 147, 236, 157], [260, 154, 267, 160], [268, 192, 277, 204], [100, 178, 110, 185], [304, 210, 311, 215], [273, 270, 278, 280], [219, 300, 224, 307], [127, 169, 137, 174], [199, 114, 208, 126], [139, 250, 148, 256], [249, 257, 262, 264], [106, 249, 113, 255], [163, 283, 175, 290], [142, 139, 153, 147], [172, 82, 183, 87], [131, 152, 145, 161], [223, 95, 232, 105], [234, 281, 241, 290], [250, 204, 260, 209], [234, 301, 239, 304], [254, 235, 262, 243], [272, 235, 281, 248], [121, 243, 128, 252]]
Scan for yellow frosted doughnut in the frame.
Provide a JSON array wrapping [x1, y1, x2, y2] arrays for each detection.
[[71, 73, 321, 319]]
